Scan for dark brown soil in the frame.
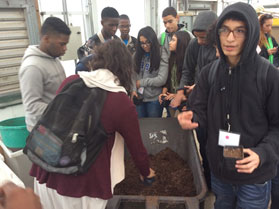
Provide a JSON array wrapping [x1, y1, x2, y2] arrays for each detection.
[[114, 147, 196, 197], [223, 147, 243, 159]]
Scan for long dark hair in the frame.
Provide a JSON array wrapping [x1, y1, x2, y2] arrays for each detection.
[[167, 31, 191, 89], [259, 14, 273, 48], [134, 26, 160, 74], [91, 39, 133, 93]]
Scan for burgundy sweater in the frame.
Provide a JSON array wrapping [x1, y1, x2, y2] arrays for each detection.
[[30, 75, 150, 199]]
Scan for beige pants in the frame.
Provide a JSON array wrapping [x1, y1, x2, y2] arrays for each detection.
[[34, 180, 107, 209]]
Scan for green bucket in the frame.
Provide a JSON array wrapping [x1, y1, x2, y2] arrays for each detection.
[[0, 117, 29, 148]]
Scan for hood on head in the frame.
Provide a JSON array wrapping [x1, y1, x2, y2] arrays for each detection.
[[215, 2, 259, 64], [192, 11, 218, 33]]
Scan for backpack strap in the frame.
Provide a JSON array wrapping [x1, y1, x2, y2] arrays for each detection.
[[208, 59, 220, 86]]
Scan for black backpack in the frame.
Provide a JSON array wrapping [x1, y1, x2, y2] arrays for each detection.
[[23, 78, 108, 175]]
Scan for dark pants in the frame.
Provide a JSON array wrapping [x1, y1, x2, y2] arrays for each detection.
[[211, 173, 271, 209], [136, 100, 163, 118], [271, 165, 279, 209], [196, 126, 211, 190]]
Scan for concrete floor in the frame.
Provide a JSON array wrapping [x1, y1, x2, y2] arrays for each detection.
[[203, 192, 215, 209]]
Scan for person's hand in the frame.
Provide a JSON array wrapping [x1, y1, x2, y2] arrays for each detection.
[[235, 148, 260, 173], [170, 90, 186, 108], [0, 182, 42, 209], [267, 47, 278, 55], [131, 91, 138, 101], [184, 84, 195, 96], [140, 168, 156, 182], [177, 111, 199, 130], [159, 93, 167, 104], [136, 80, 141, 89], [165, 93, 175, 101]]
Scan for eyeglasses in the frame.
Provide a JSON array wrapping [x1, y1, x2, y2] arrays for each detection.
[[218, 27, 246, 38], [140, 41, 151, 46], [119, 24, 131, 29]]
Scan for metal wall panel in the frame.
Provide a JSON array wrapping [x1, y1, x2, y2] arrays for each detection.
[[0, 8, 29, 107]]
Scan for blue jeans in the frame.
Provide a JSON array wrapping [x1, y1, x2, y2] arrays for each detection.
[[211, 173, 271, 209], [136, 100, 163, 118], [271, 165, 279, 209]]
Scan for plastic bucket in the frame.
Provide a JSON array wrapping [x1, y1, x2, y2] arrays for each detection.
[[0, 117, 29, 148]]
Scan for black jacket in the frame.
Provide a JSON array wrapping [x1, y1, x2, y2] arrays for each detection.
[[179, 38, 217, 87], [188, 2, 279, 184], [120, 36, 137, 55], [88, 33, 119, 47], [259, 34, 279, 67], [179, 11, 218, 88], [77, 33, 119, 59]]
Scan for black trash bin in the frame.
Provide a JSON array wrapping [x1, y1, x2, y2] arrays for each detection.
[[106, 118, 207, 209]]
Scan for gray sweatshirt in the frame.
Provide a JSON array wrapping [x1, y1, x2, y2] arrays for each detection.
[[19, 45, 66, 130], [159, 24, 194, 59], [133, 54, 168, 102]]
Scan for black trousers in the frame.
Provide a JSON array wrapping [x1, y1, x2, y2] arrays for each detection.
[[196, 126, 211, 190]]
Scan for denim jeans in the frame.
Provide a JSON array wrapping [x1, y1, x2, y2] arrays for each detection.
[[136, 100, 163, 118], [211, 173, 271, 209], [271, 165, 279, 209]]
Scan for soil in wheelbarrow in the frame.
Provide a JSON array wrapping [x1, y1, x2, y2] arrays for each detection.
[[114, 147, 196, 196]]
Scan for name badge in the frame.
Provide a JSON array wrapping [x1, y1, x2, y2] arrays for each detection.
[[218, 130, 240, 147], [138, 87, 144, 94]]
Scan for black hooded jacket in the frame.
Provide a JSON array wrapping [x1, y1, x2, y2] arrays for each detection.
[[179, 11, 217, 87], [188, 2, 279, 184]]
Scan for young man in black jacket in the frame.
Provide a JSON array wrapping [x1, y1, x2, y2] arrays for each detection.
[[171, 10, 218, 190], [178, 2, 279, 209], [77, 7, 120, 59]]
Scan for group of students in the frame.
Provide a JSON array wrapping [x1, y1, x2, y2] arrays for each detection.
[[12, 2, 279, 209]]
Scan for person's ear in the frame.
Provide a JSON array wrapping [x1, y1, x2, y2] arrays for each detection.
[[176, 15, 180, 22], [101, 20, 104, 26], [41, 34, 50, 44]]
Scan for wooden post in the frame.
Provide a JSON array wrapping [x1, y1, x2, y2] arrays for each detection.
[[33, 0, 41, 31]]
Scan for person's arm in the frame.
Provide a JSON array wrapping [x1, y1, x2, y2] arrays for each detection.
[[271, 36, 279, 56], [271, 36, 278, 47], [183, 64, 211, 128], [171, 39, 200, 107], [236, 66, 279, 174], [113, 94, 152, 178], [19, 66, 48, 119], [179, 38, 200, 88], [138, 56, 168, 88], [159, 87, 168, 104], [0, 182, 42, 209]]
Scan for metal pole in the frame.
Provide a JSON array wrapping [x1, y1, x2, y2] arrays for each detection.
[[62, 0, 69, 25], [87, 0, 95, 35]]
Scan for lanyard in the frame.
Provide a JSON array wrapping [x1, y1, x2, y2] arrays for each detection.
[[226, 67, 232, 132], [265, 36, 274, 64]]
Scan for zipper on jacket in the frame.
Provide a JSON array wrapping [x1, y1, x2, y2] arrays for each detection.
[[226, 67, 232, 132], [227, 114, 231, 132]]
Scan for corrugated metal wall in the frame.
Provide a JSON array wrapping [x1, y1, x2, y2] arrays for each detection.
[[0, 8, 29, 99], [0, 5, 32, 108]]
